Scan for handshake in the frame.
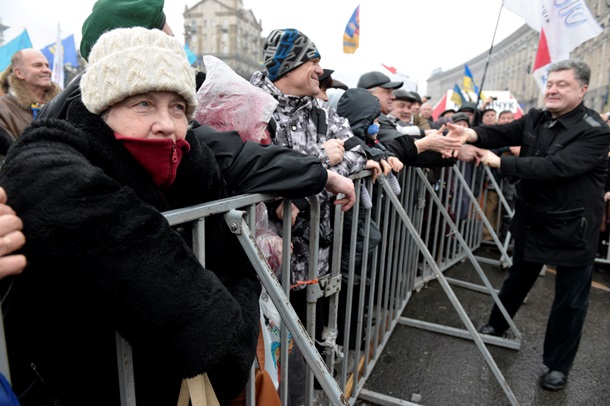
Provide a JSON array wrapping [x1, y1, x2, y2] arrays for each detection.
[[437, 123, 502, 168]]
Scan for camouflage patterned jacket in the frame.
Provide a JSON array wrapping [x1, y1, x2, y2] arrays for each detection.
[[251, 71, 366, 288]]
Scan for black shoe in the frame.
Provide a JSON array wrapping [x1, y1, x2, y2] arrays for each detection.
[[478, 324, 506, 337], [541, 370, 567, 391]]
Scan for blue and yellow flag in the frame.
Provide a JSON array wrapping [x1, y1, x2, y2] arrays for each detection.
[[463, 64, 485, 100], [0, 30, 33, 72], [451, 84, 466, 106], [343, 5, 360, 54], [41, 34, 79, 68]]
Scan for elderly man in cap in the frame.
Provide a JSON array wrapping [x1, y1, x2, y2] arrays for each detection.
[[457, 102, 478, 126], [389, 89, 428, 137], [406, 90, 431, 130]]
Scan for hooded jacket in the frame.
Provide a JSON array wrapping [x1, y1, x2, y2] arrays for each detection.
[[1, 98, 261, 406], [336, 87, 393, 162], [250, 71, 366, 287]]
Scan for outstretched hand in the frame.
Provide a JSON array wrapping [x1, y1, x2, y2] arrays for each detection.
[[456, 144, 486, 165], [480, 149, 502, 168], [442, 123, 476, 158], [416, 125, 463, 155]]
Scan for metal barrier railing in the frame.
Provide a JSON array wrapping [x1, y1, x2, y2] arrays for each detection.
[[2, 161, 527, 406]]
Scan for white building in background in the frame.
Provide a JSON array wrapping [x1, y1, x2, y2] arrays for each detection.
[[183, 0, 264, 79], [427, 0, 610, 114]]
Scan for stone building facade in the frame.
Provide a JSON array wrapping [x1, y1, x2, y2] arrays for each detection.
[[183, 0, 264, 79], [427, 0, 610, 114]]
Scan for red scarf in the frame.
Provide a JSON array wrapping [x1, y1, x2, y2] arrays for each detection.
[[114, 134, 191, 190]]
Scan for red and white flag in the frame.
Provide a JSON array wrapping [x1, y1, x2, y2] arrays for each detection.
[[504, 0, 602, 91]]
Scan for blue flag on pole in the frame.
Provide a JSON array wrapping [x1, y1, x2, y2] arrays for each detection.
[[0, 30, 33, 72], [41, 34, 79, 68], [463, 64, 478, 94], [184, 43, 197, 66], [463, 64, 485, 100], [451, 84, 466, 106]]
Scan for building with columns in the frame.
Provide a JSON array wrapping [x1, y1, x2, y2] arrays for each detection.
[[183, 0, 264, 79]]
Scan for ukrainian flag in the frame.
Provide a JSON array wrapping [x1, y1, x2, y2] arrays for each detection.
[[343, 5, 360, 54], [0, 30, 33, 72], [451, 84, 466, 106], [464, 64, 485, 101], [41, 34, 79, 68]]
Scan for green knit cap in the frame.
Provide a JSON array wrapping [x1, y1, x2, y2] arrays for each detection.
[[80, 0, 166, 61]]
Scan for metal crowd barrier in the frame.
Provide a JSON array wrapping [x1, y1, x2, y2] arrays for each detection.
[[1, 161, 526, 406]]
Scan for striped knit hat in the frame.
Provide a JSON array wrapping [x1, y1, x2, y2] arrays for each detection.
[[263, 28, 320, 82], [80, 27, 196, 119]]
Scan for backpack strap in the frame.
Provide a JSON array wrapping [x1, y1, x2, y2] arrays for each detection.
[[267, 117, 277, 141], [310, 106, 328, 143]]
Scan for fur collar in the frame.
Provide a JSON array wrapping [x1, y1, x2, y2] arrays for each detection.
[[7, 74, 61, 110]]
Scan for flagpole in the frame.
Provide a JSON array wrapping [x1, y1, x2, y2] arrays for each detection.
[[476, 1, 505, 106]]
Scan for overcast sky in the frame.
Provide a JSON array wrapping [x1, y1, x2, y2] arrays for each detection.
[[1, 0, 526, 93]]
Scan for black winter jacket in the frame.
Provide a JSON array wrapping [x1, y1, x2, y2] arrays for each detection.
[[377, 115, 456, 167], [474, 103, 610, 266], [0, 99, 269, 405], [36, 73, 328, 199]]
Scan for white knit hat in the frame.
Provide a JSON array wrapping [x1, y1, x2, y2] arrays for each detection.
[[80, 27, 196, 119]]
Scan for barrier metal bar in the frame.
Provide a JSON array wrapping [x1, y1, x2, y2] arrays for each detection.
[[339, 178, 363, 392], [450, 166, 513, 271], [412, 168, 521, 342], [115, 333, 136, 406], [304, 195, 321, 406], [374, 175, 520, 406], [280, 198, 293, 406], [223, 208, 348, 406], [0, 301, 10, 384], [480, 165, 513, 265]]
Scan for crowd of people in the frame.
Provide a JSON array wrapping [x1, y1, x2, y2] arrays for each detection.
[[0, 0, 608, 404]]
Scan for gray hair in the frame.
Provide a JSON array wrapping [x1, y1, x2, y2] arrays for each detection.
[[548, 59, 591, 86]]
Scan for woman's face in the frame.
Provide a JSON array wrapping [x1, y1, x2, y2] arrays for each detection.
[[104, 91, 188, 141]]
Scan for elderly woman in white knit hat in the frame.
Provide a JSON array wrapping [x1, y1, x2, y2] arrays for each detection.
[[0, 27, 260, 406]]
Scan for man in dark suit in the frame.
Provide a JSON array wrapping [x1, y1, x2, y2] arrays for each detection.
[[447, 59, 610, 391]]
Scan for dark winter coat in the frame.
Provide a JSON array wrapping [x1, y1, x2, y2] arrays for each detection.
[[0, 98, 275, 406], [336, 88, 392, 162], [473, 103, 610, 266], [36, 73, 328, 199]]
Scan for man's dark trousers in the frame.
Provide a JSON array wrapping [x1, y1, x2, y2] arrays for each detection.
[[487, 242, 593, 374]]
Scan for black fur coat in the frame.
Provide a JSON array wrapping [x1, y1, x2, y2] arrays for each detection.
[[0, 99, 261, 405]]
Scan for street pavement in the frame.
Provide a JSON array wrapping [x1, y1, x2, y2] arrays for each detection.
[[359, 247, 610, 406]]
